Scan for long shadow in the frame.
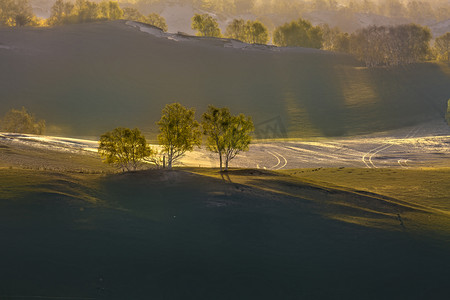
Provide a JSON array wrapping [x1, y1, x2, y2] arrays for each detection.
[[1, 168, 450, 299]]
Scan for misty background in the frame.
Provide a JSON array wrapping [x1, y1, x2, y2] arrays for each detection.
[[29, 0, 450, 37]]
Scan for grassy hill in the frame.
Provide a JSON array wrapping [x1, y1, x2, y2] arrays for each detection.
[[1, 165, 450, 299], [1, 139, 450, 298], [0, 20, 449, 139]]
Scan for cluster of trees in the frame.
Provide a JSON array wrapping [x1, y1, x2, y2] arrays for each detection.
[[0, 107, 46, 135], [98, 103, 254, 172], [191, 13, 222, 37], [273, 18, 323, 48], [123, 9, 168, 31], [433, 33, 450, 63], [2, 1, 449, 67], [48, 0, 167, 30], [191, 14, 323, 48], [320, 24, 350, 52], [48, 0, 122, 25], [0, 0, 168, 31], [192, 14, 270, 45], [349, 24, 432, 67], [193, 14, 449, 67], [225, 19, 269, 44], [0, 0, 42, 26]]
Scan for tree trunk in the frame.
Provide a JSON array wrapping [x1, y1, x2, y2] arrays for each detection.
[[219, 151, 223, 172], [168, 149, 173, 169], [225, 156, 229, 171]]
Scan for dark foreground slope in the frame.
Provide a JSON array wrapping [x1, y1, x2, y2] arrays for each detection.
[[1, 21, 449, 138], [1, 143, 450, 299], [1, 166, 450, 299]]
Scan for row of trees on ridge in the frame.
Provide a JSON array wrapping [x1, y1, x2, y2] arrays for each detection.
[[191, 13, 450, 66], [48, 0, 168, 30], [1, 1, 449, 66], [98, 103, 254, 172], [0, 0, 168, 31]]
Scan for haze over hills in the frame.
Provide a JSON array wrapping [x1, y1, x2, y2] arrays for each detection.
[[0, 20, 449, 138], [28, 0, 450, 36]]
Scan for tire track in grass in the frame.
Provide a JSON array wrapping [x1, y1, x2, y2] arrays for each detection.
[[266, 150, 281, 169], [362, 126, 421, 168]]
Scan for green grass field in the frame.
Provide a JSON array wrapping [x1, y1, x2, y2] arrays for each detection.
[[1, 20, 450, 299], [1, 163, 450, 299], [1, 21, 449, 139]]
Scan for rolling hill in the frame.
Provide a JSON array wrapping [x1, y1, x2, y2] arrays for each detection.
[[0, 20, 449, 139]]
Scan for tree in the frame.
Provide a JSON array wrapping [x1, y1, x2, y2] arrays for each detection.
[[0, 0, 34, 27], [157, 103, 201, 169], [349, 24, 431, 67], [273, 18, 323, 48], [225, 19, 269, 44], [434, 32, 450, 63], [246, 20, 269, 44], [225, 18, 246, 41], [49, 0, 74, 25], [320, 24, 350, 52], [73, 0, 99, 23], [191, 14, 221, 37], [98, 1, 123, 21], [98, 127, 152, 172], [146, 13, 168, 32], [0, 107, 46, 134], [202, 105, 254, 171]]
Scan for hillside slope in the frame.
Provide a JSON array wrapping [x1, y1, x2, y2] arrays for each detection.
[[0, 20, 449, 138]]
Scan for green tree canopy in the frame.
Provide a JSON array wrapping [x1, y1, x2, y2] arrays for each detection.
[[49, 0, 125, 25], [99, 1, 123, 20], [320, 24, 350, 52], [0, 0, 35, 27], [191, 13, 222, 37], [226, 19, 269, 44], [48, 0, 74, 25], [146, 13, 168, 32], [349, 24, 431, 67], [202, 105, 254, 171], [157, 103, 202, 168], [273, 18, 323, 48], [246, 20, 269, 44], [0, 107, 45, 135], [434, 32, 450, 62], [73, 0, 99, 23], [225, 18, 246, 41], [98, 127, 152, 172]]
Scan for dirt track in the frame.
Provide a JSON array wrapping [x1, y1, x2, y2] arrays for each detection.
[[2, 120, 449, 171]]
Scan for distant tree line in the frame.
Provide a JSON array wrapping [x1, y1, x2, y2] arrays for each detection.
[[98, 103, 254, 172], [2, 1, 449, 67], [0, 0, 42, 26], [191, 13, 449, 67], [48, 0, 168, 31], [0, 0, 168, 31], [0, 107, 46, 135], [349, 24, 432, 67]]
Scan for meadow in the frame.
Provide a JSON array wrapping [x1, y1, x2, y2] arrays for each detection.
[[0, 21, 449, 139], [0, 142, 449, 299], [1, 19, 450, 299]]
